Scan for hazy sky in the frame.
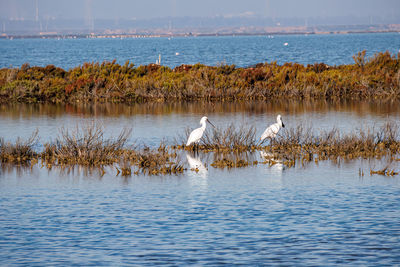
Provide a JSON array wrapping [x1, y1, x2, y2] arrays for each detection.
[[1, 0, 399, 20]]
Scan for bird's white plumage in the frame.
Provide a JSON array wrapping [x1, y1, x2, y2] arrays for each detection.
[[260, 115, 285, 141], [186, 116, 208, 146], [260, 123, 280, 140]]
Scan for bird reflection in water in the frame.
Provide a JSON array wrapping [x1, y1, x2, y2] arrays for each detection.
[[259, 150, 285, 176], [186, 152, 208, 178]]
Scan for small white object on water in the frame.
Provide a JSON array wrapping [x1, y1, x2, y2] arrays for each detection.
[[284, 42, 289, 46], [175, 52, 180, 56]]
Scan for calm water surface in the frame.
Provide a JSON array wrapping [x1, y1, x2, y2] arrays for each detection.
[[1, 162, 399, 266], [1, 33, 400, 69], [1, 100, 400, 146], [1, 101, 400, 266]]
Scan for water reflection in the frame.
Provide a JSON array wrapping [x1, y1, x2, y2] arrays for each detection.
[[1, 100, 400, 148], [268, 163, 285, 175], [55, 165, 106, 179], [186, 152, 208, 178], [0, 162, 34, 178], [185, 152, 209, 193], [1, 100, 400, 118], [259, 150, 285, 177]]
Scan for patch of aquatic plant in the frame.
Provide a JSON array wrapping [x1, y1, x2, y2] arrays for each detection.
[[203, 124, 258, 151], [1, 51, 399, 103], [210, 151, 258, 169], [41, 124, 131, 166], [174, 124, 258, 152], [189, 122, 400, 169], [370, 166, 399, 176], [267, 122, 400, 166], [120, 143, 185, 175], [36, 126, 184, 175], [0, 130, 38, 164], [1, 122, 399, 174]]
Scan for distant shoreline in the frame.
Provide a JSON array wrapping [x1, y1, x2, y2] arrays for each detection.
[[1, 29, 399, 40]]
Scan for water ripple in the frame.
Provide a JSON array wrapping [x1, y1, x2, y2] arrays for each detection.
[[1, 170, 399, 265], [1, 33, 400, 69]]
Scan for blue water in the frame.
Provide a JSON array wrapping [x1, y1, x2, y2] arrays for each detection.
[[0, 102, 400, 266], [1, 162, 400, 266], [1, 33, 400, 69]]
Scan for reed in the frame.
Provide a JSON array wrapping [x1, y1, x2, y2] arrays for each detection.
[[38, 126, 184, 174], [268, 122, 400, 165], [42, 124, 131, 166], [176, 123, 258, 152], [121, 144, 185, 175], [203, 124, 258, 151], [0, 130, 38, 164], [210, 151, 256, 169]]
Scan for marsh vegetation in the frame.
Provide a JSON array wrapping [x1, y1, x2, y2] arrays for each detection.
[[1, 122, 398, 176], [0, 130, 38, 164], [0, 51, 399, 103]]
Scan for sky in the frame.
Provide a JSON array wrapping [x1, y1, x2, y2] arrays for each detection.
[[0, 0, 399, 20]]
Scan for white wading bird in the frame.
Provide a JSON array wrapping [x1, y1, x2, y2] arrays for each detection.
[[186, 116, 215, 147], [260, 115, 285, 142]]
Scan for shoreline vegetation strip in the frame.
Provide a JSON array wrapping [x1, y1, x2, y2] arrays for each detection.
[[1, 123, 399, 176], [0, 51, 399, 103]]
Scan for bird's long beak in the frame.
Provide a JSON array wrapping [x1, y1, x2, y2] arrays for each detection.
[[207, 119, 216, 128]]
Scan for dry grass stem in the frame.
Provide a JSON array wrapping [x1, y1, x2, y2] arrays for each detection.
[[0, 130, 38, 164]]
